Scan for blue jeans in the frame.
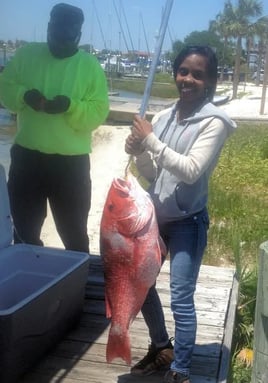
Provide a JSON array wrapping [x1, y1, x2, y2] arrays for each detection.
[[141, 208, 209, 376]]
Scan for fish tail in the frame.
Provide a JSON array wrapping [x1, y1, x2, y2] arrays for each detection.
[[106, 326, 131, 365]]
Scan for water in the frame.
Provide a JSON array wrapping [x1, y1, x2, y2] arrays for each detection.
[[109, 89, 143, 103], [0, 108, 15, 127], [113, 90, 142, 99], [0, 109, 16, 170]]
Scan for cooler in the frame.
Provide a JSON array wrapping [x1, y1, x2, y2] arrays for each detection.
[[0, 164, 90, 382]]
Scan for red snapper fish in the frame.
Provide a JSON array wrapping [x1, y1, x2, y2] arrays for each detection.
[[100, 173, 165, 365]]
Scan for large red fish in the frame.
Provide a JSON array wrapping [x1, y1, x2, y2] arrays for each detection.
[[100, 173, 165, 365]]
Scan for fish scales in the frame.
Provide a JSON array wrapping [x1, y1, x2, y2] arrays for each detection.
[[100, 173, 164, 365]]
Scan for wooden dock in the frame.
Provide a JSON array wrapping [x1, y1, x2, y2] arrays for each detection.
[[19, 255, 238, 383]]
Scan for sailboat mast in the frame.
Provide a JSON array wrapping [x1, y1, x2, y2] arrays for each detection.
[[113, 0, 129, 52], [119, 0, 135, 52], [92, 0, 107, 50]]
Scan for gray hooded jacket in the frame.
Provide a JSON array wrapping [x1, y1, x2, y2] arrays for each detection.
[[135, 100, 237, 224]]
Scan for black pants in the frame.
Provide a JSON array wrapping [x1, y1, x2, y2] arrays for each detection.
[[8, 144, 91, 253]]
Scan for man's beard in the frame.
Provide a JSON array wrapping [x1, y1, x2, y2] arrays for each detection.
[[47, 39, 78, 58]]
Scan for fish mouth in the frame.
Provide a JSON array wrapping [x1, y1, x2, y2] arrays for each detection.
[[113, 177, 131, 196]]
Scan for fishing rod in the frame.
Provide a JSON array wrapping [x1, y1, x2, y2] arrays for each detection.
[[125, 0, 174, 178], [139, 0, 174, 117]]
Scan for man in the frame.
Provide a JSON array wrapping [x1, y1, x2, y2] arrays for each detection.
[[0, 3, 109, 253]]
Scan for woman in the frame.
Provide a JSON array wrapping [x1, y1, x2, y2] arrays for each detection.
[[125, 45, 236, 383]]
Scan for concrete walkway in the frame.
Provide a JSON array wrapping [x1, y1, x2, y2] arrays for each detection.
[[219, 83, 268, 121]]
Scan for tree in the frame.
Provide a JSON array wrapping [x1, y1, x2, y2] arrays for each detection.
[[170, 39, 184, 64], [253, 15, 268, 85], [184, 30, 226, 65], [215, 0, 263, 99], [170, 30, 226, 67], [209, 12, 235, 81]]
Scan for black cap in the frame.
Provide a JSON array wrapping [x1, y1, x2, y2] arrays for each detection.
[[50, 3, 84, 27]]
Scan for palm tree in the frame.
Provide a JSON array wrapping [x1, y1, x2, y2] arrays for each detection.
[[253, 16, 268, 86], [215, 0, 263, 99], [209, 6, 233, 82]]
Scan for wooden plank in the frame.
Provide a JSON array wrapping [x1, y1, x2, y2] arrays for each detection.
[[16, 255, 236, 383], [40, 341, 219, 377], [19, 355, 217, 383], [85, 299, 231, 331], [64, 316, 223, 353], [88, 254, 235, 281], [69, 315, 222, 360]]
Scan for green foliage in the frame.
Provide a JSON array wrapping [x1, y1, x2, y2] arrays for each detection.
[[185, 30, 225, 56], [170, 40, 184, 63], [234, 267, 257, 350], [108, 77, 178, 99], [206, 122, 267, 383], [205, 123, 268, 267], [169, 30, 230, 67], [231, 359, 252, 383], [230, 257, 257, 383]]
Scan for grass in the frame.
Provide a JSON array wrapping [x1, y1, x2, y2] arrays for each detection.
[[205, 122, 268, 382], [205, 123, 268, 268], [108, 75, 178, 99]]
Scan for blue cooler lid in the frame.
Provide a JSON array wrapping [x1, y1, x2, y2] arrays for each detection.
[[0, 164, 13, 249]]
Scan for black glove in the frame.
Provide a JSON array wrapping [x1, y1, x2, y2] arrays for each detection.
[[44, 95, 71, 114], [24, 89, 46, 111]]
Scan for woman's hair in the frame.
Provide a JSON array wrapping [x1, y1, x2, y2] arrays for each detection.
[[173, 45, 218, 101]]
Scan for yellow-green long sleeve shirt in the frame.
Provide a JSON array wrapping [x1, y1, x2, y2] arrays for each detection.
[[0, 43, 109, 155]]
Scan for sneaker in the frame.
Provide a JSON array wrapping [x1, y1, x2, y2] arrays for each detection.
[[130, 340, 174, 376], [164, 370, 190, 383]]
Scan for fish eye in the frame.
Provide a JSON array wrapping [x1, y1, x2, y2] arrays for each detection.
[[108, 203, 114, 211]]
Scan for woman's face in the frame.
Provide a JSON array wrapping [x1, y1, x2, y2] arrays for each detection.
[[175, 53, 211, 104]]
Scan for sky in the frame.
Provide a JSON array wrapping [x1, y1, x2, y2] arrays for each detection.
[[1, 0, 268, 53]]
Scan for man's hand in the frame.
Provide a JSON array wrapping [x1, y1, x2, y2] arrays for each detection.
[[44, 95, 70, 114], [24, 89, 46, 111]]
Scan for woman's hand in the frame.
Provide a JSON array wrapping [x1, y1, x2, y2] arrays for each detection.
[[125, 134, 144, 155], [125, 115, 153, 155], [132, 114, 153, 140]]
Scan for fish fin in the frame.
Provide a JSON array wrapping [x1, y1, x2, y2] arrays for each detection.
[[105, 294, 112, 318], [159, 234, 168, 258], [106, 326, 131, 365]]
